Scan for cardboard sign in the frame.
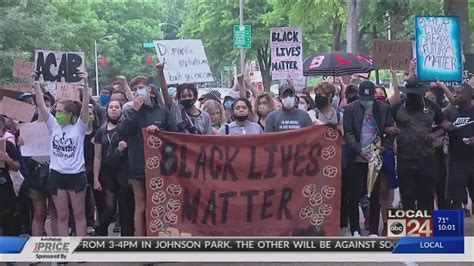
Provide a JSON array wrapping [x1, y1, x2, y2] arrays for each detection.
[[0, 138, 5, 168], [56, 82, 80, 101], [19, 122, 51, 157], [3, 83, 32, 93], [415, 16, 462, 82], [372, 39, 413, 70], [144, 125, 342, 236], [279, 77, 307, 93], [0, 97, 36, 122], [270, 27, 303, 80], [13, 59, 35, 79], [153, 40, 214, 84], [34, 50, 86, 84]]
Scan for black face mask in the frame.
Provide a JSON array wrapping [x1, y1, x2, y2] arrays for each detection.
[[314, 94, 329, 109], [406, 94, 423, 112], [234, 115, 248, 122], [180, 99, 195, 109]]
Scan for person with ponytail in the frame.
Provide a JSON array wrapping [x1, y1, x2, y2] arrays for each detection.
[[93, 100, 123, 236], [33, 71, 90, 237]]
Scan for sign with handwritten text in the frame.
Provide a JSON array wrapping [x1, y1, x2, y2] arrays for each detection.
[[56, 82, 80, 102], [19, 122, 51, 157], [271, 27, 303, 80], [153, 39, 214, 84], [415, 16, 462, 82], [13, 59, 35, 79], [0, 97, 36, 122], [34, 50, 86, 84]]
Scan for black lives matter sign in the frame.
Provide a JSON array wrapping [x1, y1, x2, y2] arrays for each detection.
[[34, 50, 86, 84], [270, 27, 303, 80]]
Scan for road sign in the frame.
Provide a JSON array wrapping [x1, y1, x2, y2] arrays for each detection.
[[233, 25, 251, 49], [143, 42, 155, 48]]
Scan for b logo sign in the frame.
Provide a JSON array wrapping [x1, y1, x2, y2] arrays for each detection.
[[387, 219, 407, 237]]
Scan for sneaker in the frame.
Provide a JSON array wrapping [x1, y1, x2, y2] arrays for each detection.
[[87, 226, 95, 236], [340, 227, 351, 237], [464, 208, 471, 218], [368, 234, 379, 237], [353, 231, 361, 237]]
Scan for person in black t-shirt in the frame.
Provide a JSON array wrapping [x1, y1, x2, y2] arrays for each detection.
[[444, 84, 474, 210], [0, 115, 21, 236]]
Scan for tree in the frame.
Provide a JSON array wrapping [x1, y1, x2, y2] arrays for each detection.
[[346, 0, 363, 52], [444, 0, 470, 53], [256, 40, 271, 91]]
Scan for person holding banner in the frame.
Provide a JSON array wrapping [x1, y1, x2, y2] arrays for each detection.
[[157, 63, 212, 135], [218, 98, 263, 135], [309, 82, 342, 131], [201, 100, 227, 135], [265, 85, 312, 132], [117, 69, 174, 236], [32, 71, 90, 237], [343, 80, 395, 237], [253, 93, 276, 131]]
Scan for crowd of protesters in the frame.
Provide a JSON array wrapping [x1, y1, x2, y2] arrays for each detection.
[[0, 59, 472, 238]]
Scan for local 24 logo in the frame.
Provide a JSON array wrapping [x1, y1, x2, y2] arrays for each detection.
[[387, 209, 433, 237]]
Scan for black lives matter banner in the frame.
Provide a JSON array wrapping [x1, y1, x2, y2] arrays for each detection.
[[74, 238, 399, 252]]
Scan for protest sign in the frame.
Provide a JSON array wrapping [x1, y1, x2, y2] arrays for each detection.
[[13, 59, 35, 79], [0, 138, 5, 168], [34, 50, 86, 84], [153, 40, 214, 84], [19, 122, 51, 157], [271, 27, 303, 80], [144, 125, 342, 236], [415, 16, 462, 82], [372, 39, 413, 70], [56, 82, 80, 101], [279, 77, 307, 93], [47, 82, 57, 96], [0, 97, 36, 122], [3, 83, 32, 93]]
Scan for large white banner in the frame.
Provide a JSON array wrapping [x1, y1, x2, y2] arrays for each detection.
[[154, 39, 214, 84], [271, 27, 303, 80]]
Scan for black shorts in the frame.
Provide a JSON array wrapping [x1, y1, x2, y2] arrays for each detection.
[[446, 164, 474, 201], [49, 170, 87, 195]]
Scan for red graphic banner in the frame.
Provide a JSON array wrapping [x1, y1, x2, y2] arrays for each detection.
[[143, 125, 342, 236]]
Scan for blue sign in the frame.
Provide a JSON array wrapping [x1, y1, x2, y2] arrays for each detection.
[[433, 210, 464, 237], [392, 237, 464, 254], [0, 237, 28, 253], [415, 16, 462, 82]]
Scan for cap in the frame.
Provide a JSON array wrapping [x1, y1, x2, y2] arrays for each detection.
[[18, 92, 33, 102], [278, 84, 296, 95], [224, 90, 240, 100], [358, 80, 375, 101], [210, 90, 221, 99], [400, 76, 427, 95], [199, 92, 220, 102]]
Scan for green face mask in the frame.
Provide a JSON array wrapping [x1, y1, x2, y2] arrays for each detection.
[[56, 112, 69, 126]]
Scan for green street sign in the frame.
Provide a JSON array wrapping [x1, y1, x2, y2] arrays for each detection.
[[233, 25, 251, 49], [143, 42, 155, 48]]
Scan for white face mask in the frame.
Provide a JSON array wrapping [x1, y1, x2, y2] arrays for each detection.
[[281, 97, 295, 110], [298, 104, 307, 111]]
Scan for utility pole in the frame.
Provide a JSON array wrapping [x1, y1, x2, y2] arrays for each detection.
[[239, 0, 245, 74]]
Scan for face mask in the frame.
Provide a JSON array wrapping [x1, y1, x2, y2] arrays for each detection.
[[360, 100, 374, 110], [298, 104, 307, 111], [56, 112, 69, 126], [406, 94, 423, 111], [281, 97, 295, 110], [224, 100, 234, 110], [314, 94, 329, 109], [234, 115, 248, 122], [99, 95, 110, 107], [180, 99, 195, 109], [375, 95, 386, 102], [258, 105, 270, 116], [136, 88, 148, 98]]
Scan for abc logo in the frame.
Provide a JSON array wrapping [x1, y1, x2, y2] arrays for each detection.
[[390, 222, 404, 235]]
